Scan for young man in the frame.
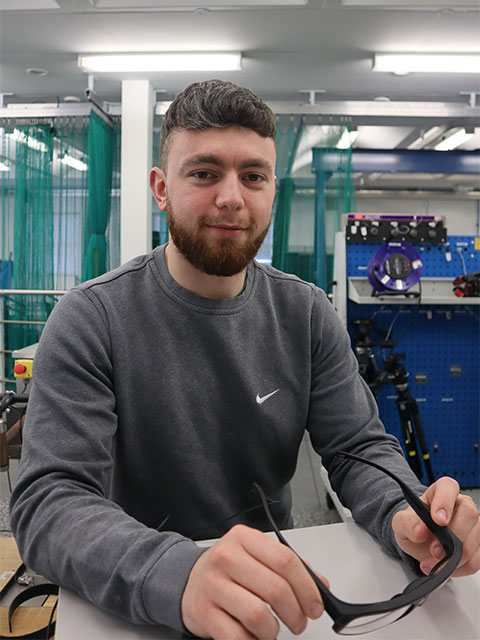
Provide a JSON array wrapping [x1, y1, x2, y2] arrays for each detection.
[[10, 80, 479, 640]]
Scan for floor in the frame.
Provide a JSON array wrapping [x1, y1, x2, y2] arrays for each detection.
[[2, 437, 478, 538]]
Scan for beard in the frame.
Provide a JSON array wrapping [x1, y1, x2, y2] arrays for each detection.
[[166, 198, 270, 277]]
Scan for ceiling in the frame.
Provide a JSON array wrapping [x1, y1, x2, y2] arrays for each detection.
[[0, 0, 479, 194]]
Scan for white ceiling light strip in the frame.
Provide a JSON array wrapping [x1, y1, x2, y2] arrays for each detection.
[[93, 1, 308, 7], [60, 154, 88, 171], [373, 53, 480, 74], [78, 52, 242, 73], [435, 128, 475, 151], [6, 129, 48, 152], [343, 1, 477, 7]]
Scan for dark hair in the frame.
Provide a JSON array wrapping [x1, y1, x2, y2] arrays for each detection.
[[159, 79, 276, 169]]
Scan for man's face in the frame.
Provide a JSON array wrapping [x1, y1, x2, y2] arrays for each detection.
[[150, 125, 276, 277]]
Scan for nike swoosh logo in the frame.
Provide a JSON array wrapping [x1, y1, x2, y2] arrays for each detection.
[[256, 389, 280, 405]]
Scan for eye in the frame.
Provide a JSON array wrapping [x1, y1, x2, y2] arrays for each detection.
[[243, 173, 265, 184], [191, 170, 214, 180]]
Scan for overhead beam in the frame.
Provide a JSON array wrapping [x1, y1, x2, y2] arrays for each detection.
[[312, 148, 480, 174], [1, 100, 478, 127], [157, 100, 480, 125]]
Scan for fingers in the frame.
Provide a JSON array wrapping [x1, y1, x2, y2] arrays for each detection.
[[393, 479, 480, 578], [452, 516, 480, 577], [200, 605, 257, 640], [212, 579, 281, 639], [206, 531, 309, 635], [181, 524, 326, 640], [392, 508, 432, 563], [440, 494, 480, 576], [427, 476, 460, 526], [237, 526, 325, 622], [421, 492, 480, 575]]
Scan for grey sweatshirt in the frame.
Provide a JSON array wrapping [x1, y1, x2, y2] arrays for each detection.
[[10, 246, 426, 633]]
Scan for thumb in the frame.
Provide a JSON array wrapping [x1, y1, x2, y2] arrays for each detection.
[[426, 477, 459, 527], [392, 507, 433, 562]]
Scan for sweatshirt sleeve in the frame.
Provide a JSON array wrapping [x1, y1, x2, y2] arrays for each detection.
[[306, 289, 427, 558], [9, 289, 204, 632]]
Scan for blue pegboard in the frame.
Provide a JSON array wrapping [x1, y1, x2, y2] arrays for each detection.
[[346, 236, 480, 488], [347, 235, 479, 279]]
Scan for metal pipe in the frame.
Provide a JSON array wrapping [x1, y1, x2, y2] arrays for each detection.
[[2, 100, 479, 124], [0, 320, 47, 325], [0, 289, 67, 296]]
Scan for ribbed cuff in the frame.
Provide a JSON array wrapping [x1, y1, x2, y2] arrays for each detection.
[[141, 538, 206, 633]]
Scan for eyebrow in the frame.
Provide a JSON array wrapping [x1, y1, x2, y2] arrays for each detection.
[[180, 154, 274, 173]]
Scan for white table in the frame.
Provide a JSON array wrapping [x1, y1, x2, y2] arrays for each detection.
[[56, 522, 480, 640]]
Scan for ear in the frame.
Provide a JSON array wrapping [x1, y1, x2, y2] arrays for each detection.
[[150, 167, 167, 211]]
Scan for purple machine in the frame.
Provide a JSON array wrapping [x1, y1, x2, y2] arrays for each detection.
[[367, 242, 423, 293]]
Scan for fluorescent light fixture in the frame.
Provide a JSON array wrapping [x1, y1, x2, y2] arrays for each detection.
[[95, 0, 307, 5], [336, 129, 359, 149], [0, 161, 10, 172], [407, 126, 443, 150], [78, 52, 242, 73], [0, 0, 59, 9], [343, 1, 478, 6], [373, 53, 480, 74], [60, 154, 88, 171], [434, 128, 474, 151], [7, 129, 48, 152], [291, 150, 313, 174]]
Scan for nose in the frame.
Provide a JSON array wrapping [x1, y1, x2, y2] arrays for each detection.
[[215, 173, 245, 211]]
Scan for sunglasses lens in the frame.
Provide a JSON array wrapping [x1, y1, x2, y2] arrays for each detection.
[[338, 606, 414, 635]]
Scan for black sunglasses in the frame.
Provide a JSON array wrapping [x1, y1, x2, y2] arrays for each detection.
[[254, 450, 463, 635]]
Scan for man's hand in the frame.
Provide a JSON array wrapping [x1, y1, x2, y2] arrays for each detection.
[[392, 477, 480, 577], [181, 524, 328, 640]]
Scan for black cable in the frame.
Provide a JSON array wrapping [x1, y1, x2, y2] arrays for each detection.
[[465, 307, 480, 324], [389, 281, 422, 352], [45, 598, 58, 639], [382, 307, 402, 360], [188, 496, 279, 541]]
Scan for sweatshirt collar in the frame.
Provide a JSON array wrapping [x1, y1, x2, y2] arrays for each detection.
[[153, 244, 256, 313]]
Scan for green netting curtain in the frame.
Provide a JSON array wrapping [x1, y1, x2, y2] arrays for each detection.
[[271, 118, 304, 275], [322, 144, 357, 288], [11, 124, 56, 349], [82, 111, 116, 281], [0, 113, 120, 390], [271, 122, 357, 289], [271, 176, 295, 272]]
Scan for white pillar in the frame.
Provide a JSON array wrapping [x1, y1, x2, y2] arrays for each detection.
[[120, 80, 153, 264]]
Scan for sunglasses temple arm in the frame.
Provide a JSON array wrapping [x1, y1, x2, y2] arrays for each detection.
[[252, 483, 342, 619], [253, 482, 291, 546], [336, 452, 451, 540]]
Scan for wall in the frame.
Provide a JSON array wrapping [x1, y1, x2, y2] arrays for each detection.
[[356, 196, 479, 237], [287, 195, 479, 252]]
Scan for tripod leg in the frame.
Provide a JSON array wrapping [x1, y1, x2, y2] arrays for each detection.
[[397, 398, 423, 481], [409, 399, 435, 485]]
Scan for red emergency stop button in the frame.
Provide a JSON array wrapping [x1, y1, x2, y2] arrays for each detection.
[[14, 363, 27, 375]]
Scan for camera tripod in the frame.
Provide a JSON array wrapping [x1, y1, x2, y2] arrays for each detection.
[[353, 320, 435, 485]]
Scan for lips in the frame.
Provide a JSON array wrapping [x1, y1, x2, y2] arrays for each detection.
[[204, 223, 249, 238]]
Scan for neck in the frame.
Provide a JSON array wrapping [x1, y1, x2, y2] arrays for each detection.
[[165, 243, 247, 299]]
